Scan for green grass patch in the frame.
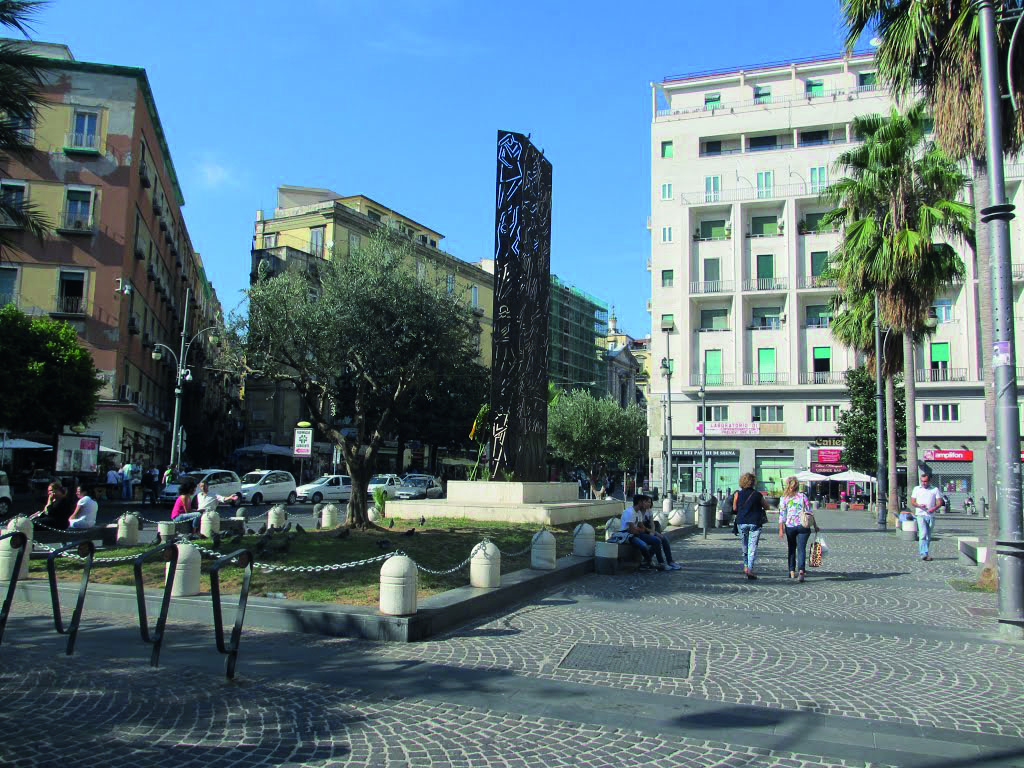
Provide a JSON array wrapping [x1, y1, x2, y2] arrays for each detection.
[[33, 515, 611, 606]]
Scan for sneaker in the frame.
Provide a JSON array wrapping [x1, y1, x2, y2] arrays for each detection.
[[668, 562, 682, 570], [655, 563, 667, 571], [797, 571, 805, 583], [923, 555, 933, 561]]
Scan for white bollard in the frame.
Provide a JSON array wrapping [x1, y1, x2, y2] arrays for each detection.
[[158, 521, 177, 541], [320, 503, 340, 529], [655, 510, 669, 531], [662, 496, 672, 517], [379, 554, 417, 615], [470, 540, 501, 588], [900, 518, 918, 541], [117, 513, 140, 546], [267, 504, 287, 530], [531, 530, 556, 570], [604, 517, 620, 542], [200, 509, 220, 538], [0, 516, 32, 581], [166, 542, 201, 597], [572, 523, 596, 557], [668, 508, 686, 528], [368, 507, 380, 523]]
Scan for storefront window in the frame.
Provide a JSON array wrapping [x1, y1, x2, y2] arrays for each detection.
[[754, 450, 795, 493]]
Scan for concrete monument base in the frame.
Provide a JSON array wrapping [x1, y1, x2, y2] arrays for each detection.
[[388, 481, 625, 525]]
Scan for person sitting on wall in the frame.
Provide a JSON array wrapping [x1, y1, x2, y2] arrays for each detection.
[[67, 486, 99, 530], [30, 482, 75, 529]]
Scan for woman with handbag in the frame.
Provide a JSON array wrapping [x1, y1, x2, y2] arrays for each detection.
[[778, 475, 819, 582], [733, 472, 770, 580]]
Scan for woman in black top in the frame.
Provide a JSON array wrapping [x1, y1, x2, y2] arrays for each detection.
[[732, 472, 770, 580]]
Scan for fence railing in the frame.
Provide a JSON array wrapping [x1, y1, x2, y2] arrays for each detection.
[[743, 277, 788, 291], [51, 295, 89, 315], [689, 280, 735, 294], [915, 368, 970, 383], [64, 131, 99, 151], [689, 373, 735, 386], [797, 275, 837, 289], [742, 372, 789, 385], [799, 371, 845, 385]]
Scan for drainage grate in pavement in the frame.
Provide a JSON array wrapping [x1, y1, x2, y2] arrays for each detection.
[[558, 642, 692, 678]]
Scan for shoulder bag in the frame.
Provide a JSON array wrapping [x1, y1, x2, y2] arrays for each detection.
[[808, 533, 823, 567]]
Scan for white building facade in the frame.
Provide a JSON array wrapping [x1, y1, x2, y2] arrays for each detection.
[[648, 52, 1024, 504]]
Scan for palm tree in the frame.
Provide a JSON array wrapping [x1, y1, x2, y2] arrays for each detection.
[[841, 0, 1023, 580], [0, 1, 51, 258], [823, 102, 973, 505]]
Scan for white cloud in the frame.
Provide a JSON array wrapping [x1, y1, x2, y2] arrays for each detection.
[[198, 158, 237, 189]]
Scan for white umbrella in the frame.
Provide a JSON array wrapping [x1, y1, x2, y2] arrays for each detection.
[[829, 470, 876, 483], [2, 438, 52, 449], [99, 445, 123, 454], [796, 470, 828, 482]]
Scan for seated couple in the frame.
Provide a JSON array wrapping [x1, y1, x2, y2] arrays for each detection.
[[620, 494, 681, 571]]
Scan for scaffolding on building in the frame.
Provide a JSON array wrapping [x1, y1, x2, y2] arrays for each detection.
[[548, 275, 609, 394]]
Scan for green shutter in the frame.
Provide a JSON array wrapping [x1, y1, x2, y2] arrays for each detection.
[[661, 141, 673, 159], [811, 251, 828, 275], [751, 216, 777, 236], [931, 342, 950, 363], [756, 254, 774, 279], [700, 219, 726, 239], [805, 212, 824, 232], [813, 347, 831, 360], [704, 349, 722, 377], [704, 258, 720, 282], [758, 348, 776, 373]]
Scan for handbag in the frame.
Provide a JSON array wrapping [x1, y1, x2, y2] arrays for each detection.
[[808, 534, 823, 568]]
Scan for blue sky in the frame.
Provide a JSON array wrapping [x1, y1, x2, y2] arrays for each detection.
[[28, 0, 856, 338]]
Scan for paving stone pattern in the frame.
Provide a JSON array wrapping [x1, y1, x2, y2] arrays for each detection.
[[1, 509, 1021, 767]]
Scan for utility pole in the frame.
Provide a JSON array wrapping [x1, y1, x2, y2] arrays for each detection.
[[978, 0, 1024, 640], [661, 318, 675, 506], [874, 292, 888, 528]]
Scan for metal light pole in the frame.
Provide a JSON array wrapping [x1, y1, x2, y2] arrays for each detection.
[[874, 292, 888, 528], [978, 0, 1024, 640], [698, 365, 707, 498], [661, 320, 675, 503]]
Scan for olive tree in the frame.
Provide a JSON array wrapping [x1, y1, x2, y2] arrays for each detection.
[[228, 230, 484, 527]]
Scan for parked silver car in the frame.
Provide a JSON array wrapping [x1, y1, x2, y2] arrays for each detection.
[[394, 475, 444, 500]]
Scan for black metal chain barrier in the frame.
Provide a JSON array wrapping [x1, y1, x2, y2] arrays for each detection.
[[209, 548, 253, 680], [133, 541, 179, 668], [46, 540, 94, 656]]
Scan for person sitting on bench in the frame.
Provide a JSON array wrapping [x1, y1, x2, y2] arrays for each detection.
[[620, 495, 680, 571], [67, 486, 98, 530], [637, 494, 682, 570], [30, 482, 74, 529]]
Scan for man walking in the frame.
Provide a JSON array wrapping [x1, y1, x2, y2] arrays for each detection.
[[121, 460, 134, 501], [910, 471, 943, 561]]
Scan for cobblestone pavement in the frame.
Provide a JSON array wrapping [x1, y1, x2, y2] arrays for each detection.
[[2, 510, 1022, 767]]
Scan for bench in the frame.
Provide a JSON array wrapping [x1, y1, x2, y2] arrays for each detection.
[[34, 523, 118, 547], [594, 540, 641, 575], [958, 536, 988, 566]]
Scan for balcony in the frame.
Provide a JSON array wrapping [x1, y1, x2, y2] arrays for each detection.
[[748, 140, 795, 153], [697, 326, 731, 334], [743, 277, 788, 292], [689, 280, 735, 294], [692, 233, 732, 242], [743, 372, 789, 385], [57, 209, 95, 234], [139, 161, 152, 188], [804, 317, 833, 329], [797, 275, 837, 289], [1013, 263, 1024, 281], [915, 368, 970, 383], [689, 373, 735, 386], [50, 295, 89, 316], [748, 318, 784, 331], [63, 132, 99, 153], [799, 371, 845, 385]]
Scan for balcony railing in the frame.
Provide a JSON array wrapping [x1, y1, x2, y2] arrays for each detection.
[[689, 280, 735, 294], [748, 141, 796, 153], [748, 319, 784, 330], [743, 372, 789, 385], [64, 132, 99, 151], [743, 277, 788, 291], [689, 373, 735, 386], [680, 181, 827, 205], [51, 295, 89, 315], [1012, 263, 1024, 281], [697, 326, 731, 333], [804, 317, 833, 329], [915, 368, 969, 383], [59, 209, 95, 233], [699, 147, 743, 157], [797, 275, 837, 289], [692, 234, 731, 242], [799, 371, 845, 385]]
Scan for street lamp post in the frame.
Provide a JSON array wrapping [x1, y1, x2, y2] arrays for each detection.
[[151, 287, 219, 471], [698, 366, 707, 498], [977, 0, 1024, 640], [873, 292, 888, 528], [660, 318, 675, 504]]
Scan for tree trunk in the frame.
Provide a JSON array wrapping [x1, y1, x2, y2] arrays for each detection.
[[903, 332, 919, 487], [345, 458, 372, 528], [886, 376, 899, 524], [973, 160, 999, 586]]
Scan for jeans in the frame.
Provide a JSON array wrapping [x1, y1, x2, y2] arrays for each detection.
[[785, 526, 812, 572], [916, 513, 934, 556], [122, 479, 133, 500], [738, 524, 761, 570], [632, 533, 668, 564]]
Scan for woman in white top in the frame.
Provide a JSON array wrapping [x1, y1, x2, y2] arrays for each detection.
[[68, 486, 98, 529]]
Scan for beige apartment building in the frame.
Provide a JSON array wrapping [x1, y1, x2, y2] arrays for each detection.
[[648, 52, 1024, 504]]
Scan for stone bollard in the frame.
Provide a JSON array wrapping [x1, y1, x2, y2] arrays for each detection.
[[117, 513, 140, 546], [369, 507, 380, 523], [662, 496, 672, 517], [0, 516, 32, 580], [166, 542, 201, 597], [572, 523, 596, 557], [470, 540, 501, 588], [668, 508, 686, 528], [531, 530, 556, 570], [900, 518, 918, 541], [379, 554, 417, 615], [604, 517, 620, 541], [158, 521, 177, 541], [267, 504, 287, 530], [320, 503, 340, 530], [200, 509, 220, 538], [655, 510, 669, 532]]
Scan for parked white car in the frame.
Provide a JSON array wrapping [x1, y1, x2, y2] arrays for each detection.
[[238, 469, 297, 505], [394, 475, 444, 500], [367, 473, 402, 500], [160, 469, 241, 505], [296, 474, 352, 504], [0, 470, 11, 517]]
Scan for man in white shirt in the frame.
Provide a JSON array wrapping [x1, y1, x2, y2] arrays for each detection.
[[910, 472, 943, 561], [190, 480, 229, 532], [620, 495, 680, 571], [68, 486, 98, 530], [105, 467, 118, 500]]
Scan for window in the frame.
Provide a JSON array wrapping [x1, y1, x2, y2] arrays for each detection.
[[699, 219, 726, 239], [806, 78, 824, 97], [63, 188, 94, 230], [309, 226, 325, 257], [471, 285, 479, 307], [858, 71, 878, 87], [698, 405, 729, 421], [9, 114, 32, 143], [756, 253, 774, 280], [700, 309, 728, 330], [660, 183, 673, 200], [703, 140, 722, 156], [57, 270, 86, 314], [933, 299, 953, 323], [922, 403, 960, 422], [348, 232, 360, 253], [930, 342, 950, 371], [806, 305, 832, 328], [660, 313, 675, 330], [801, 131, 829, 148], [750, 215, 777, 236], [813, 346, 832, 374], [704, 175, 721, 202], [447, 274, 456, 294], [660, 140, 674, 159], [661, 269, 674, 287], [807, 404, 840, 422], [752, 306, 781, 329], [704, 92, 721, 108], [704, 349, 722, 384], [752, 405, 784, 422], [262, 233, 277, 248], [809, 165, 827, 193], [0, 181, 25, 226], [70, 109, 99, 150], [749, 135, 778, 152], [804, 212, 826, 232], [756, 170, 773, 198], [810, 251, 828, 276], [661, 226, 673, 243], [757, 348, 776, 382], [0, 265, 16, 304], [753, 85, 771, 104], [703, 258, 721, 283], [367, 209, 382, 222]]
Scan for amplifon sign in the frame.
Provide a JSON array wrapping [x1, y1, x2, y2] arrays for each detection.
[[923, 449, 974, 462]]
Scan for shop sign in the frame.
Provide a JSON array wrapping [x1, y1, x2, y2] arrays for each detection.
[[811, 462, 848, 475], [817, 449, 843, 463], [704, 422, 760, 436], [816, 437, 843, 447], [922, 449, 973, 462], [673, 449, 740, 458], [293, 428, 313, 457]]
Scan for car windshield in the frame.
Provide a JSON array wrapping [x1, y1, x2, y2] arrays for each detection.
[[369, 476, 392, 484], [405, 478, 429, 487], [176, 474, 203, 485], [241, 473, 265, 484], [311, 476, 333, 485]]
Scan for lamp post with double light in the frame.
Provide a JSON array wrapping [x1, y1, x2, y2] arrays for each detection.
[[660, 315, 675, 505]]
